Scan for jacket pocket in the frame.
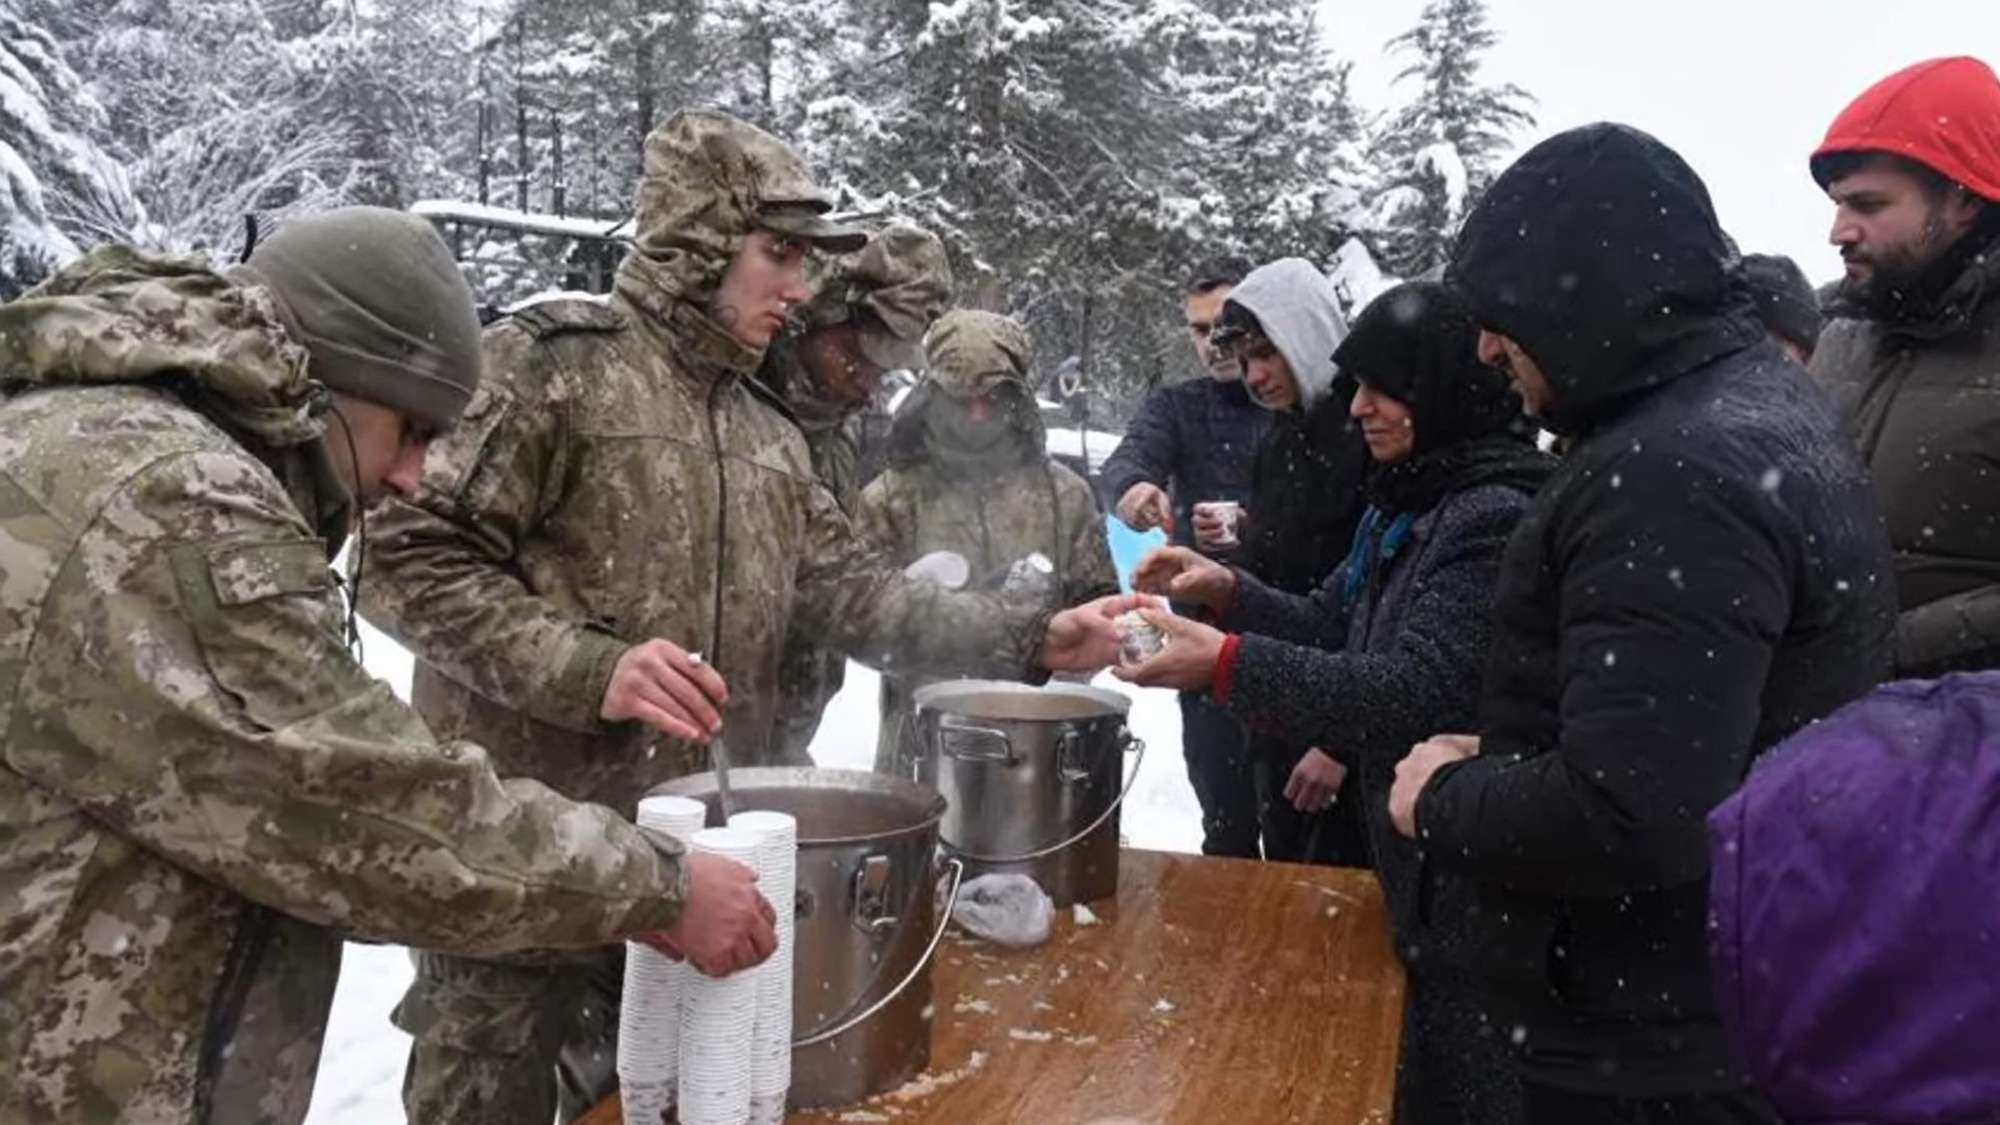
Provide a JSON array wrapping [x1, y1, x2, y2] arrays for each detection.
[[168, 538, 342, 729]]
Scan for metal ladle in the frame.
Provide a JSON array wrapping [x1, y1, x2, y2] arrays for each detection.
[[689, 652, 737, 821]]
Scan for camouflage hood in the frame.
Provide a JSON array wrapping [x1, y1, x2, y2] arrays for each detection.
[[0, 245, 326, 448], [617, 109, 864, 319], [778, 221, 956, 428], [888, 309, 1044, 472], [797, 221, 954, 368]]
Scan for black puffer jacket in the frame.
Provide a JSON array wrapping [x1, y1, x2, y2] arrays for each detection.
[[1422, 124, 1896, 1096], [1099, 376, 1269, 552]]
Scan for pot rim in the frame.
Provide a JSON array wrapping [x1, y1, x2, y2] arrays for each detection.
[[910, 678, 1131, 720], [648, 766, 948, 847]]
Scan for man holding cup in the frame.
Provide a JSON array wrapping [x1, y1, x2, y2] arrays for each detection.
[[1101, 257, 1271, 857]]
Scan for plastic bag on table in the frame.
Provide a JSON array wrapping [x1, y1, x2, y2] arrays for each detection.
[[950, 873, 1055, 947]]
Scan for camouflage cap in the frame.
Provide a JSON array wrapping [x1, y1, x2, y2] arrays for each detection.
[[923, 309, 1032, 397], [628, 110, 864, 302], [801, 222, 955, 371], [763, 205, 868, 255]]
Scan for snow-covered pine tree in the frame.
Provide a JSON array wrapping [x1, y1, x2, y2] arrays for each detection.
[[1161, 0, 1368, 270], [294, 0, 486, 210], [810, 0, 1371, 422], [805, 0, 1184, 415], [34, 0, 364, 254], [1365, 0, 1532, 277], [0, 2, 137, 295]]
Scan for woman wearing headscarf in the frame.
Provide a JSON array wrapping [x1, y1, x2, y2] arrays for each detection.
[[1122, 280, 1554, 1124]]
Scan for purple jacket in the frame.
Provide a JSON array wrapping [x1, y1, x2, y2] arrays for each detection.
[[1710, 673, 2000, 1123]]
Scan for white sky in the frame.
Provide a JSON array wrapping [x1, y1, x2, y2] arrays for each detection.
[[1319, 0, 2000, 285]]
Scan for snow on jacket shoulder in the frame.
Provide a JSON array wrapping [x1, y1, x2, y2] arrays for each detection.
[[1425, 123, 1897, 1096]]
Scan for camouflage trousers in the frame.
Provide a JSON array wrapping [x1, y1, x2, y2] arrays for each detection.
[[393, 947, 623, 1125]]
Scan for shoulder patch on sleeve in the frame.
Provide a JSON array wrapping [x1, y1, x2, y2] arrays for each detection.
[[204, 539, 334, 606], [507, 299, 626, 340]]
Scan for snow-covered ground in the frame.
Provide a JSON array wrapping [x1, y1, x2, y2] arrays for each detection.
[[304, 621, 1199, 1124]]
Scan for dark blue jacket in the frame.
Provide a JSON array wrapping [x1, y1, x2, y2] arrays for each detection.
[[1099, 377, 1268, 551]]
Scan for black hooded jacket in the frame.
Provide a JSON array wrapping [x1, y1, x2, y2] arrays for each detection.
[[1422, 124, 1896, 1096]]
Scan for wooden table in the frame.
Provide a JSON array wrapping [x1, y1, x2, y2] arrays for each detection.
[[585, 848, 1404, 1124]]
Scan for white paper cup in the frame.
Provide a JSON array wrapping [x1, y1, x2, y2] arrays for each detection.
[[728, 812, 797, 1102], [1193, 500, 1243, 547], [678, 827, 764, 1125]]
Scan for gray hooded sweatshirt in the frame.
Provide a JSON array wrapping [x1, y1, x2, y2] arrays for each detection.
[[1227, 256, 1368, 598], [1225, 257, 1349, 414]]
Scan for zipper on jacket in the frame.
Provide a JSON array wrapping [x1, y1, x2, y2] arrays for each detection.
[[703, 375, 731, 664], [193, 903, 277, 1121]]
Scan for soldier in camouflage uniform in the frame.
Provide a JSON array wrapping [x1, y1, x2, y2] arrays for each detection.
[[360, 110, 1123, 1124], [857, 310, 1122, 775], [0, 208, 776, 1125], [766, 222, 955, 763]]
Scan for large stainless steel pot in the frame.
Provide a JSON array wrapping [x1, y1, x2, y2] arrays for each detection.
[[911, 680, 1144, 907]]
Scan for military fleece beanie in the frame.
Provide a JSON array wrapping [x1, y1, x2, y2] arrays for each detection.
[[244, 206, 481, 429]]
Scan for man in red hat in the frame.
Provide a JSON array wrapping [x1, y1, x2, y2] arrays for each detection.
[[1810, 56, 2000, 678]]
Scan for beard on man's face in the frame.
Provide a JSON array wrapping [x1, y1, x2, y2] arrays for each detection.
[[1840, 212, 1954, 318]]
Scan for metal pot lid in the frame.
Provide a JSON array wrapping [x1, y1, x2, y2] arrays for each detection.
[[911, 678, 1130, 722]]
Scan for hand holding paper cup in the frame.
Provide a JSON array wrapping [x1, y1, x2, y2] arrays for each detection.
[[1191, 500, 1243, 550]]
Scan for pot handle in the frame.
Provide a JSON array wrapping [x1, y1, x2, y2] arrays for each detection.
[[1058, 729, 1089, 783], [792, 857, 966, 1049], [944, 733, 1148, 865], [939, 718, 1015, 765]]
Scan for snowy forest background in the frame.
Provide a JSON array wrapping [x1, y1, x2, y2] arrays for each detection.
[[0, 0, 1531, 421]]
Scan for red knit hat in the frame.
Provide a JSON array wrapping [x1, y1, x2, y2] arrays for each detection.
[[1811, 56, 2000, 202]]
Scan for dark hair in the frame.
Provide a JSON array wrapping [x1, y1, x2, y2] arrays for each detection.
[[1186, 256, 1253, 296], [1734, 253, 1824, 355], [1813, 150, 1961, 201], [1206, 299, 1264, 352]]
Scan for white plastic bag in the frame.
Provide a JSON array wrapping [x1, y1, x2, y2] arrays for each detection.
[[950, 873, 1055, 947]]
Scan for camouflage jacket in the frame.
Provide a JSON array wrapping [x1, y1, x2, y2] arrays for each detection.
[[857, 459, 1117, 606], [0, 250, 687, 1125], [861, 309, 1118, 612], [857, 454, 1118, 771], [856, 312, 1119, 771], [360, 268, 1050, 815], [763, 334, 865, 762]]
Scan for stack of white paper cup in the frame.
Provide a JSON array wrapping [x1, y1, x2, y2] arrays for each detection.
[[729, 810, 798, 1125], [617, 795, 708, 1125], [679, 826, 763, 1125]]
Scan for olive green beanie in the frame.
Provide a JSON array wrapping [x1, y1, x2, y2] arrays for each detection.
[[239, 206, 481, 428]]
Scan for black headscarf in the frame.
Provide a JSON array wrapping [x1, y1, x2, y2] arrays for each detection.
[[1331, 280, 1551, 514]]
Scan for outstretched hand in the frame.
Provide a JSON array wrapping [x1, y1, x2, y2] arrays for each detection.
[[1116, 482, 1175, 536], [1131, 546, 1237, 609], [1038, 593, 1147, 673], [1111, 608, 1227, 692], [634, 852, 776, 977]]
